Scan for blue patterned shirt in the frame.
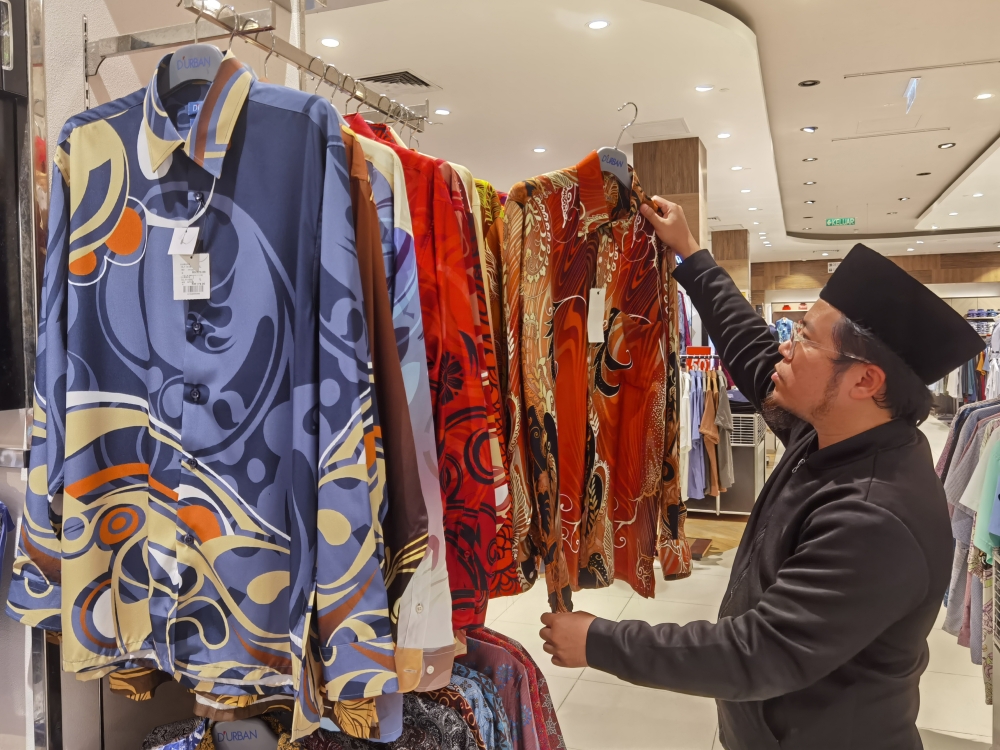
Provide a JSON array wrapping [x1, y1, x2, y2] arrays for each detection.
[[5, 51, 396, 737]]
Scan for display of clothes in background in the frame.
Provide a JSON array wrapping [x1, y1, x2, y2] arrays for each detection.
[[3, 49, 569, 745], [937, 398, 1000, 704], [680, 365, 734, 502]]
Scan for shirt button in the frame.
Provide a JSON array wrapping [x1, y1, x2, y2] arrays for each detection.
[[426, 665, 435, 675], [189, 387, 202, 403], [183, 534, 195, 545], [191, 321, 203, 335], [415, 603, 424, 614]]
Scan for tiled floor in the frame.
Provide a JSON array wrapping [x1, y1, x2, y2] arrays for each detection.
[[486, 417, 994, 749]]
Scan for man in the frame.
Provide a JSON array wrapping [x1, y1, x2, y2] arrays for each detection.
[[539, 197, 985, 749]]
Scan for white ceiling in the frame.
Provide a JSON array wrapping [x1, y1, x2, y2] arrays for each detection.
[[95, 0, 1000, 262]]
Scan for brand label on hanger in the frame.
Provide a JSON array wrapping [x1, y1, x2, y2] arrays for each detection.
[[588, 287, 606, 343], [173, 254, 211, 300], [168, 227, 200, 255]]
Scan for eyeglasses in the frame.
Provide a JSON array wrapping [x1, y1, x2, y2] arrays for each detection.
[[787, 319, 870, 363]]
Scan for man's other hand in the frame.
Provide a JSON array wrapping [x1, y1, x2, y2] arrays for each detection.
[[539, 611, 597, 668], [640, 196, 702, 260]]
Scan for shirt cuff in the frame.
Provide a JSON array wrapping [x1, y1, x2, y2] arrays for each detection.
[[671, 248, 715, 289], [585, 616, 622, 676]]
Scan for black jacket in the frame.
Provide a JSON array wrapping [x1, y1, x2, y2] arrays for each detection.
[[586, 250, 953, 750]]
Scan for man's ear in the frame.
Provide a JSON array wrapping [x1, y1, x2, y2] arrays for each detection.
[[851, 363, 887, 401]]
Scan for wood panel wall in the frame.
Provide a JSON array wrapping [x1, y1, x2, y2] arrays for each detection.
[[750, 252, 1000, 305], [712, 229, 749, 297], [633, 137, 708, 247]]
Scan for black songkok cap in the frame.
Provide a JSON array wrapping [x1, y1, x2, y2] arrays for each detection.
[[819, 244, 985, 384]]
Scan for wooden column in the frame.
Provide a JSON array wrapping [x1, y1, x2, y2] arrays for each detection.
[[712, 229, 750, 298], [633, 137, 708, 248]]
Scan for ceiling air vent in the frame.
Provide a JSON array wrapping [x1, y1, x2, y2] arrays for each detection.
[[357, 70, 442, 97]]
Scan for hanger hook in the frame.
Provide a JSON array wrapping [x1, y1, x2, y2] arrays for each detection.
[[262, 30, 276, 78], [315, 63, 332, 93], [615, 101, 638, 150]]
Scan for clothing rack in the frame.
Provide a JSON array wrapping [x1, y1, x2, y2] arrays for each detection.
[[83, 0, 427, 131]]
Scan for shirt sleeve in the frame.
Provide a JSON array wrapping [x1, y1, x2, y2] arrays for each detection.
[[586, 496, 929, 702], [5, 150, 70, 630], [313, 106, 398, 702]]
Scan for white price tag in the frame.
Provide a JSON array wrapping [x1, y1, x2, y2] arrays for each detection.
[[167, 227, 200, 255], [587, 287, 606, 344], [173, 254, 211, 300]]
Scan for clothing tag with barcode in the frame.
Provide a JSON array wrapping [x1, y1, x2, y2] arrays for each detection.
[[167, 226, 200, 255], [587, 287, 606, 343], [173, 254, 210, 300]]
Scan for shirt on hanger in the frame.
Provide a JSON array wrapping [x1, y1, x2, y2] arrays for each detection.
[[5, 52, 397, 739]]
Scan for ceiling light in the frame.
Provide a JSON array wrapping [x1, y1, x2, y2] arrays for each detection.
[[320, 38, 340, 48], [434, 108, 451, 116], [731, 165, 743, 171], [587, 20, 609, 29], [949, 211, 958, 215], [741, 189, 751, 193], [748, 207, 759, 211], [822, 252, 829, 256], [803, 157, 818, 162], [977, 93, 993, 100], [718, 133, 731, 139], [804, 181, 816, 185], [204, 0, 222, 8], [974, 193, 984, 197], [533, 147, 546, 153], [899, 197, 909, 201], [805, 200, 815, 204], [801, 126, 819, 133], [916, 240, 924, 244], [695, 85, 714, 92], [798, 80, 820, 87], [939, 142, 956, 149]]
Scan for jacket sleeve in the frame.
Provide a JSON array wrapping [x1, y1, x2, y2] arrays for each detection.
[[585, 496, 929, 701], [672, 251, 790, 430], [5, 150, 70, 630]]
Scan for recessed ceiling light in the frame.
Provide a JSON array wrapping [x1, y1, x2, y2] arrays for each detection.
[[741, 189, 751, 193], [899, 197, 909, 201], [803, 157, 818, 162], [822, 252, 829, 256], [320, 37, 340, 48], [804, 181, 816, 185], [434, 108, 451, 116], [916, 240, 924, 244], [801, 126, 819, 133], [977, 93, 993, 100], [204, 0, 222, 8], [718, 133, 731, 139], [695, 85, 714, 92], [939, 142, 956, 149], [587, 20, 609, 29], [731, 165, 743, 171], [949, 211, 958, 215], [748, 207, 759, 211], [798, 80, 820, 87], [533, 147, 546, 153], [917, 172, 931, 176], [805, 200, 815, 204], [973, 193, 984, 197]]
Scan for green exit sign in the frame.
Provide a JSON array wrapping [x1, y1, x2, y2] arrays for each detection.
[[826, 217, 856, 227]]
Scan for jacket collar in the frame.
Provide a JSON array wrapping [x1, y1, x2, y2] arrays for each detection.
[[805, 419, 917, 471], [142, 51, 254, 178]]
